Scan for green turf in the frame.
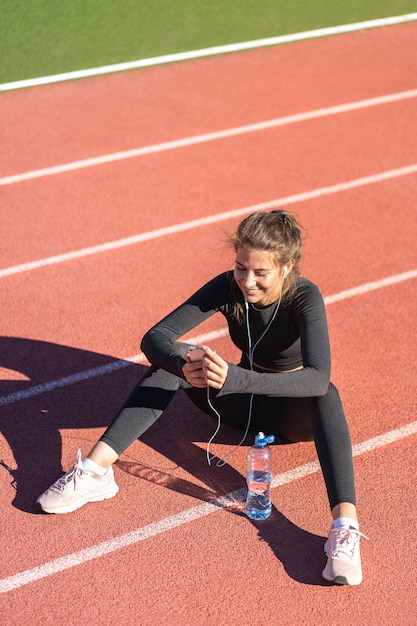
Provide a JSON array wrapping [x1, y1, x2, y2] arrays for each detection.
[[1, 0, 416, 83]]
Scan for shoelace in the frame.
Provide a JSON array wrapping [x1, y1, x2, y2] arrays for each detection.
[[330, 526, 369, 560], [52, 449, 83, 492]]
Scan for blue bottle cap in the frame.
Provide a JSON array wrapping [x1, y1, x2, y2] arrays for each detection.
[[255, 431, 275, 447]]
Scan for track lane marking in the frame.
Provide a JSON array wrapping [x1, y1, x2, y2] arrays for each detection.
[[1, 89, 417, 187], [1, 162, 417, 279], [1, 268, 416, 408], [1, 420, 416, 594], [1, 13, 417, 92]]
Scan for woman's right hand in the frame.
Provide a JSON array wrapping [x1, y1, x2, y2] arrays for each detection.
[[182, 359, 208, 388]]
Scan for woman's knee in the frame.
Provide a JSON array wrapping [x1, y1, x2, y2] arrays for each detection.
[[278, 412, 314, 442], [271, 397, 314, 443], [280, 385, 344, 442]]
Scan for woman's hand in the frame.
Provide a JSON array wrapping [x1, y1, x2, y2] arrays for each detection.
[[201, 345, 229, 389], [182, 354, 207, 388], [182, 345, 229, 389], [182, 350, 207, 389]]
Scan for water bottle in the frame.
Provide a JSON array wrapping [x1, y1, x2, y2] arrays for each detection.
[[245, 432, 275, 520]]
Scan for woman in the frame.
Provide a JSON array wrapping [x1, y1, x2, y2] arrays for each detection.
[[37, 209, 366, 585]]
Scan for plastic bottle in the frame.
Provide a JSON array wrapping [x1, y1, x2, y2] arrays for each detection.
[[245, 432, 275, 520]]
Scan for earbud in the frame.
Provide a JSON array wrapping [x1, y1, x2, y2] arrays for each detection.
[[283, 266, 289, 278]]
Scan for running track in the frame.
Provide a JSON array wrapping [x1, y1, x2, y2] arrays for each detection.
[[1, 21, 417, 626]]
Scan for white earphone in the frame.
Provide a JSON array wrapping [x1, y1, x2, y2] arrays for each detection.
[[283, 266, 289, 278]]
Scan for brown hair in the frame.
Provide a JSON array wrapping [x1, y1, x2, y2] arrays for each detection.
[[228, 209, 304, 321]]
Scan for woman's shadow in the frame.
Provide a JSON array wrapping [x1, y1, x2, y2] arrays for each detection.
[[0, 336, 144, 512], [0, 335, 327, 586]]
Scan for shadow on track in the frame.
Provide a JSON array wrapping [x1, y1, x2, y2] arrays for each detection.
[[0, 335, 327, 586], [118, 419, 328, 587], [0, 336, 144, 513]]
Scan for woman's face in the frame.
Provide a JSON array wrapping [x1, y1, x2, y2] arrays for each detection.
[[234, 247, 284, 306]]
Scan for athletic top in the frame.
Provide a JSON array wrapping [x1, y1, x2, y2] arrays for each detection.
[[141, 271, 331, 398]]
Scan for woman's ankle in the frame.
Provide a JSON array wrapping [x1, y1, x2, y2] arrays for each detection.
[[331, 502, 358, 524], [87, 441, 119, 469]]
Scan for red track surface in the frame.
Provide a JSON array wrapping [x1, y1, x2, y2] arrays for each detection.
[[1, 22, 417, 625]]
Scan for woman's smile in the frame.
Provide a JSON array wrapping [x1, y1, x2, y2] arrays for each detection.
[[234, 247, 284, 306]]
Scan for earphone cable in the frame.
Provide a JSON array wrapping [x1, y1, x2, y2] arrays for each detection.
[[205, 286, 283, 466]]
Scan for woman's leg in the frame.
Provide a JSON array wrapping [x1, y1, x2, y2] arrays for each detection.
[[252, 385, 363, 585], [308, 383, 356, 515], [87, 342, 200, 466], [246, 384, 356, 514], [37, 359, 204, 513], [99, 366, 180, 454], [306, 385, 364, 585]]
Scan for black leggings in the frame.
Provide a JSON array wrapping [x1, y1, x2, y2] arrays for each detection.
[[100, 347, 356, 511]]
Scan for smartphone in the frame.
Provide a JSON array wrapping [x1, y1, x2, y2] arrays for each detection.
[[187, 345, 204, 362]]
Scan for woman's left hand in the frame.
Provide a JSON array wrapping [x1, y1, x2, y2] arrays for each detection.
[[201, 345, 229, 389]]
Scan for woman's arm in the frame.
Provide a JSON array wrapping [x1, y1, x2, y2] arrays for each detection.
[[140, 273, 231, 378], [217, 282, 331, 398]]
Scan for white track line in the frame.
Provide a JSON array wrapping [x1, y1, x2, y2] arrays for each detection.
[[2, 89, 417, 187], [2, 162, 417, 280], [1, 13, 417, 92], [1, 419, 416, 594], [1, 269, 416, 408]]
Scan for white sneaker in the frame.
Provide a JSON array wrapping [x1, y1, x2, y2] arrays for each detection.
[[322, 524, 368, 585], [37, 449, 119, 514]]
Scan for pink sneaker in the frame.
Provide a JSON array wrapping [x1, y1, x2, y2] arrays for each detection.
[[37, 449, 119, 514], [322, 524, 368, 585]]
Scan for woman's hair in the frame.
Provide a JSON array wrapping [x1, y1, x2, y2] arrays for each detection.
[[228, 209, 304, 321]]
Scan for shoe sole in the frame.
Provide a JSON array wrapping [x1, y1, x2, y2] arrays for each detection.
[[322, 572, 362, 586], [322, 540, 362, 586], [39, 484, 119, 514]]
